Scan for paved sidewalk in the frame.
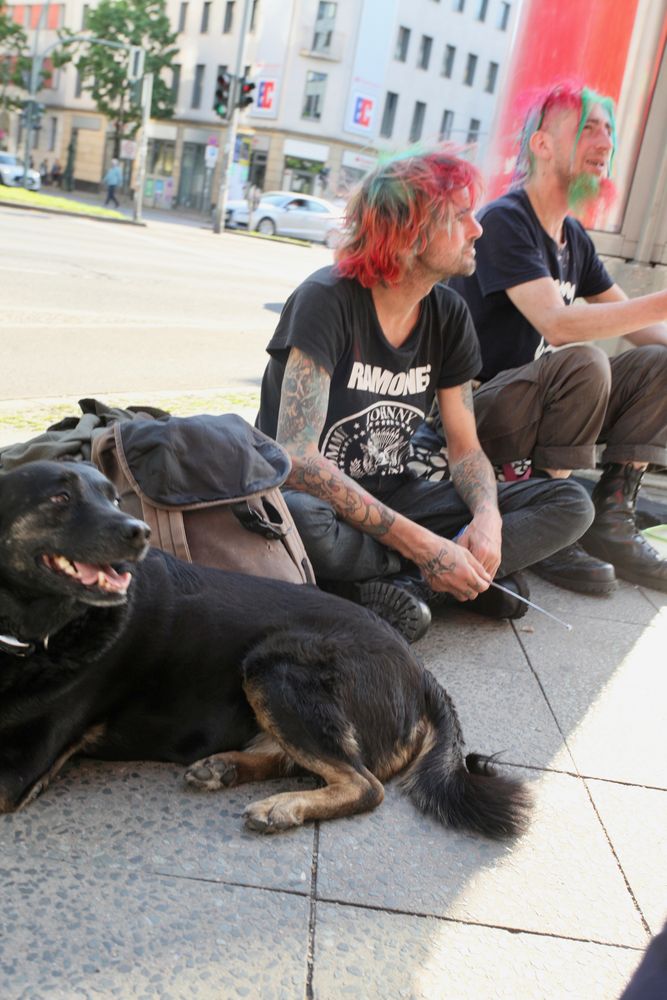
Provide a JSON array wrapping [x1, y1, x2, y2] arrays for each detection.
[[1, 562, 664, 998]]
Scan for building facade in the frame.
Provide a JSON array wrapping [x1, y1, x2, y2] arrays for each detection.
[[5, 0, 517, 210]]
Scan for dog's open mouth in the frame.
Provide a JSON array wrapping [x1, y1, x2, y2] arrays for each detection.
[[42, 554, 132, 594]]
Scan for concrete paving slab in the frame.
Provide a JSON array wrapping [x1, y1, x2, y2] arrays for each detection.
[[517, 609, 667, 786], [588, 778, 667, 934], [0, 760, 316, 892], [316, 772, 647, 945], [0, 855, 309, 999], [524, 574, 661, 627], [416, 618, 574, 772], [313, 901, 642, 1000]]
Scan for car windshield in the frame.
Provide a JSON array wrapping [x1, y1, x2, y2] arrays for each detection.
[[0, 154, 18, 165]]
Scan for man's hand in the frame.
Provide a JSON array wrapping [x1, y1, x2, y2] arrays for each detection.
[[456, 511, 502, 578], [415, 530, 492, 602]]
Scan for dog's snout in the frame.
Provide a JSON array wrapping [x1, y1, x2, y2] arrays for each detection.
[[122, 518, 151, 546]]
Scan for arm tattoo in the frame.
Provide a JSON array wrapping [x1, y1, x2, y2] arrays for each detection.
[[420, 545, 458, 583], [449, 447, 498, 517], [461, 381, 475, 414], [277, 348, 396, 537]]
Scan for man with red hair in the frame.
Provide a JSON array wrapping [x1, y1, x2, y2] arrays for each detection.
[[443, 82, 667, 594], [256, 151, 593, 641]]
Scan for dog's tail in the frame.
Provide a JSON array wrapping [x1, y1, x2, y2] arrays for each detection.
[[399, 670, 531, 839]]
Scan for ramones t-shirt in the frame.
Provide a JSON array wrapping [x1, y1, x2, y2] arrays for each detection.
[[449, 189, 614, 382], [257, 266, 481, 485]]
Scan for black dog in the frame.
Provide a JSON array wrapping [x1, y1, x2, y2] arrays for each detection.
[[0, 460, 530, 836]]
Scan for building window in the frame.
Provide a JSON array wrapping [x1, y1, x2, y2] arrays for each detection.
[[409, 101, 426, 143], [178, 2, 188, 32], [74, 68, 83, 98], [418, 35, 433, 70], [467, 117, 481, 143], [302, 71, 327, 120], [486, 61, 498, 94], [476, 0, 489, 20], [171, 64, 181, 101], [223, 1, 235, 32], [250, 0, 259, 31], [395, 25, 411, 62], [201, 1, 211, 32], [498, 1, 511, 30], [312, 1, 336, 52], [191, 63, 205, 109], [147, 139, 176, 177], [442, 44, 456, 78], [380, 91, 399, 138], [81, 4, 89, 28], [452, 0, 465, 10], [439, 108, 454, 140], [48, 116, 57, 151], [464, 52, 477, 86]]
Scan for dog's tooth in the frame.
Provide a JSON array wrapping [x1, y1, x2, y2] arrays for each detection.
[[54, 555, 76, 576]]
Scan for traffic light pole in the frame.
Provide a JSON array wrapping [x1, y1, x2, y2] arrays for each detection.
[[212, 0, 253, 235], [132, 72, 153, 224]]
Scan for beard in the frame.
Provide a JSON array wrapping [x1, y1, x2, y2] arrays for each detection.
[[567, 173, 617, 212]]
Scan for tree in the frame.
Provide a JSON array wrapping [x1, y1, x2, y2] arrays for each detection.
[[56, 0, 179, 156], [0, 1, 30, 117]]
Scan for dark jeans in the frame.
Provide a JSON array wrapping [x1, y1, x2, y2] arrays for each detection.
[[105, 185, 119, 208], [284, 476, 594, 584], [473, 344, 667, 470]]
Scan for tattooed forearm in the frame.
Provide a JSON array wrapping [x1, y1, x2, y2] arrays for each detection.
[[276, 349, 331, 448], [290, 456, 396, 536], [449, 447, 498, 516]]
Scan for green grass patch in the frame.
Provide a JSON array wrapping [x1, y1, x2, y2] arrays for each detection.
[[0, 390, 261, 445], [0, 184, 126, 220]]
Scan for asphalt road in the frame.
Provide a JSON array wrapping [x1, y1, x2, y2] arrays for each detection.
[[0, 205, 330, 407]]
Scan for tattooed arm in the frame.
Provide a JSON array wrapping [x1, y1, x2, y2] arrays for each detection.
[[276, 348, 491, 599], [437, 382, 502, 577]]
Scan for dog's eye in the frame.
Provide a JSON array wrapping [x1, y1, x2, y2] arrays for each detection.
[[49, 492, 70, 505]]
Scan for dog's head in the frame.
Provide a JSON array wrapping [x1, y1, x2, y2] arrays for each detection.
[[0, 460, 150, 613]]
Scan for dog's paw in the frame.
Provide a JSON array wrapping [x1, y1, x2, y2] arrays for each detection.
[[184, 757, 239, 791], [243, 795, 304, 833]]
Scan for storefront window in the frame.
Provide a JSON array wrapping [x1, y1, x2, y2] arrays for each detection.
[[147, 139, 175, 177]]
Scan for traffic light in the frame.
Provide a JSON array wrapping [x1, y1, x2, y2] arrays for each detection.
[[237, 77, 256, 109], [213, 72, 232, 118]]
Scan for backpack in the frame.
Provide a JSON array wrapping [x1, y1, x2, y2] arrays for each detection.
[[91, 413, 314, 586]]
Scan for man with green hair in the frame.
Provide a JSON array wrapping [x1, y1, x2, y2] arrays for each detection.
[[441, 81, 667, 594]]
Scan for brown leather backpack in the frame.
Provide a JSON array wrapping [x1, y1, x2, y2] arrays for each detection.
[[91, 413, 314, 585]]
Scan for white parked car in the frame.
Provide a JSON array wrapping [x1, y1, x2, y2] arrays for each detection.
[[0, 152, 41, 190], [250, 192, 344, 246], [224, 198, 250, 229]]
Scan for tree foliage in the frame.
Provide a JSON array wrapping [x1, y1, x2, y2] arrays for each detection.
[[57, 0, 179, 149], [0, 1, 30, 112]]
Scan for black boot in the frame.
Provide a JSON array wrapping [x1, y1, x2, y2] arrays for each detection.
[[582, 464, 667, 592], [530, 543, 617, 595], [428, 572, 531, 621], [326, 575, 432, 643]]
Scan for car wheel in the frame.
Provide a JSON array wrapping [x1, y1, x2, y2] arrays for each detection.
[[257, 217, 276, 236]]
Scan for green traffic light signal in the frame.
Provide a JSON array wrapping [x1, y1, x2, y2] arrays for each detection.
[[214, 72, 232, 118]]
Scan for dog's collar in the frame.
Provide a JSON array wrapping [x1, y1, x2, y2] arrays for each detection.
[[0, 632, 49, 657]]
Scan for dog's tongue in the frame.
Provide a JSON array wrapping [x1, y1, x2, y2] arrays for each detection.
[[73, 561, 131, 592]]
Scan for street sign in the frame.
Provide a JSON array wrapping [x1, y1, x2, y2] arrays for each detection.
[[120, 139, 137, 160], [205, 144, 219, 169]]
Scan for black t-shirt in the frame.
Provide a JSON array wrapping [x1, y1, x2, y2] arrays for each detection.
[[450, 189, 614, 382], [257, 265, 481, 485]]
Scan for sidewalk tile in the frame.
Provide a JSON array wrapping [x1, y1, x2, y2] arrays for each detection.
[[588, 778, 667, 934], [317, 773, 646, 945], [0, 855, 308, 999], [313, 901, 642, 1000], [0, 760, 316, 891]]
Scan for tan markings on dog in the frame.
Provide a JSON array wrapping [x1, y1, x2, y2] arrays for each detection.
[[16, 723, 108, 811], [372, 717, 432, 783], [241, 679, 383, 831], [397, 721, 438, 794], [185, 745, 293, 791]]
